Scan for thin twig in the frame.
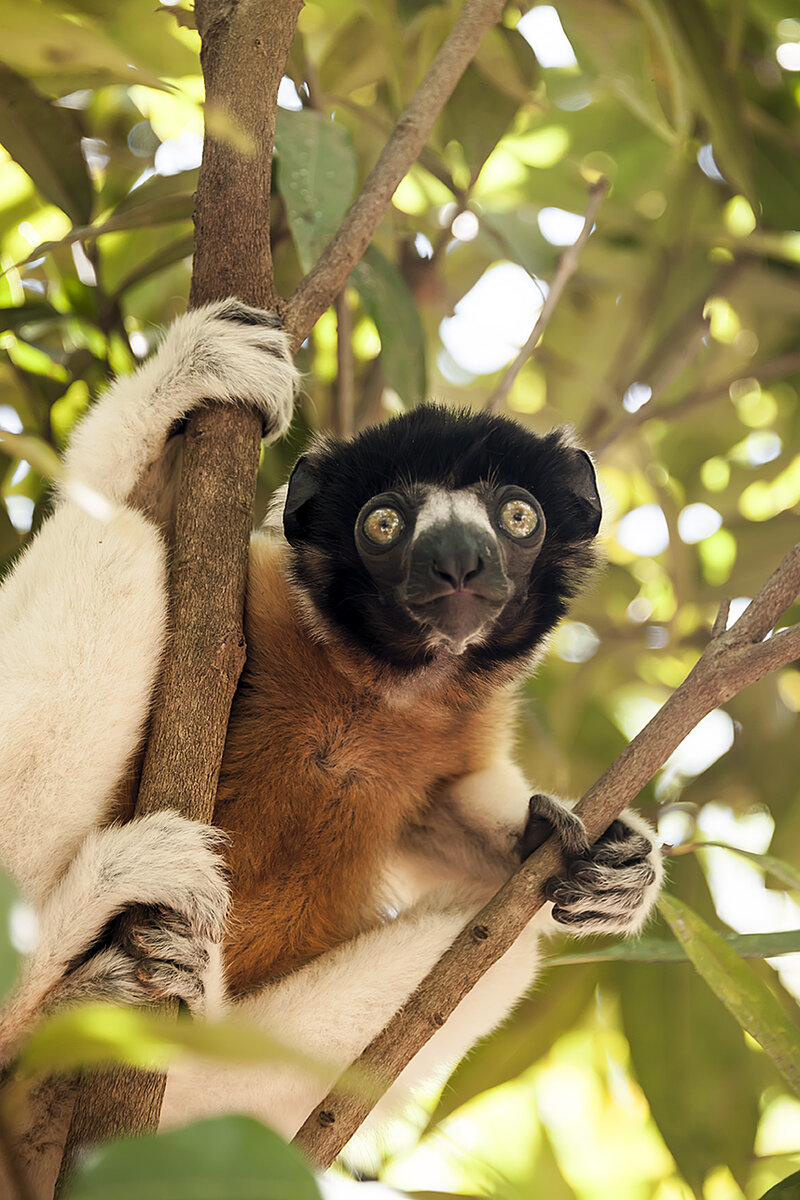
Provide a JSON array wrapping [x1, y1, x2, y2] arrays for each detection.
[[284, 0, 506, 349], [293, 538, 800, 1167], [595, 314, 711, 453], [595, 347, 800, 451], [711, 598, 731, 639], [486, 178, 610, 415]]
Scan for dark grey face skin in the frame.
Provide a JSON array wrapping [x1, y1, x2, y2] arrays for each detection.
[[354, 483, 547, 652]]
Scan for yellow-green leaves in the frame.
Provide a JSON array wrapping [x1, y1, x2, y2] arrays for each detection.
[[659, 893, 800, 1097]]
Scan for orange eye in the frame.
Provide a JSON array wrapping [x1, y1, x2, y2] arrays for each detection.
[[500, 499, 539, 538], [363, 507, 404, 546]]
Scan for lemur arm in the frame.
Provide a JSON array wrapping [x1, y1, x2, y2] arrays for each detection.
[[395, 758, 664, 936], [0, 303, 297, 1057]]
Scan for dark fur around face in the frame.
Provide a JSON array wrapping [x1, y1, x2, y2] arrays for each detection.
[[283, 405, 601, 674]]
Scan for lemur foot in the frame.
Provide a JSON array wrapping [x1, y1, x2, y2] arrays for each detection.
[[521, 796, 662, 936], [46, 812, 229, 1016], [52, 905, 217, 1015]]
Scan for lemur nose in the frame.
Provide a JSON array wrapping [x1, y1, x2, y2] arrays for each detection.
[[431, 550, 483, 590]]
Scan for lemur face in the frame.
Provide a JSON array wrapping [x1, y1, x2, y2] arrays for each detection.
[[283, 405, 602, 673], [353, 484, 545, 652]]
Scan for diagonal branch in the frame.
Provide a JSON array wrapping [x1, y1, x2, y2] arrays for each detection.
[[293, 538, 800, 1167], [486, 177, 610, 415], [283, 0, 506, 349]]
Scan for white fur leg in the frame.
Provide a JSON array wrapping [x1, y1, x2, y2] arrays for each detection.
[[0, 813, 229, 1059], [64, 301, 299, 507], [160, 888, 547, 1140], [0, 505, 167, 901]]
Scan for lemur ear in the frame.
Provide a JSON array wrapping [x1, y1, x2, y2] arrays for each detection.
[[565, 449, 602, 538], [283, 455, 321, 544]]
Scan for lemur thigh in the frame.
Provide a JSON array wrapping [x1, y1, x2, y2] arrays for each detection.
[[160, 890, 547, 1138]]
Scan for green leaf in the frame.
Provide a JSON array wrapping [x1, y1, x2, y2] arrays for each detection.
[[617, 943, 760, 1189], [111, 234, 195, 299], [0, 0, 166, 89], [758, 1171, 800, 1200], [550, 928, 800, 965], [274, 109, 358, 275], [653, 0, 756, 205], [0, 64, 92, 224], [19, 1003, 330, 1079], [691, 843, 800, 892], [18, 193, 195, 267], [659, 893, 800, 1096], [557, 0, 678, 144], [0, 869, 21, 1003], [351, 245, 427, 406], [425, 964, 598, 1132], [0, 430, 63, 482], [65, 1115, 321, 1200]]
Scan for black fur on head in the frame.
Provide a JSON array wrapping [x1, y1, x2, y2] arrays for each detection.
[[283, 405, 601, 674]]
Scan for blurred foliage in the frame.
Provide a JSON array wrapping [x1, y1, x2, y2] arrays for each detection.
[[1, 0, 800, 1197]]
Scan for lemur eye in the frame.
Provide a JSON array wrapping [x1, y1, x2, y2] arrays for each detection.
[[499, 498, 540, 538], [363, 506, 404, 546]]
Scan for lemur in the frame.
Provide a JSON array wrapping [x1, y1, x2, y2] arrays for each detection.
[[0, 301, 662, 1147]]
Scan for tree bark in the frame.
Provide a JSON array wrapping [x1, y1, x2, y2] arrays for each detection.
[[53, 1, 301, 1191]]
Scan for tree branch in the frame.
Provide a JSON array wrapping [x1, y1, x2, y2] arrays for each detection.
[[293, 537, 800, 1168], [283, 0, 506, 349], [53, 0, 302, 1188], [486, 178, 610, 415]]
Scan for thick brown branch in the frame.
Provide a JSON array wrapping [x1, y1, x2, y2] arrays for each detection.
[[283, 0, 506, 350], [293, 539, 800, 1167], [486, 178, 610, 415], [54, 1, 302, 1189]]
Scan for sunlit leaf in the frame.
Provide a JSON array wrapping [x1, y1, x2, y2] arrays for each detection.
[[0, 64, 92, 225], [758, 1171, 800, 1200], [274, 108, 358, 274], [351, 245, 426, 406], [17, 194, 195, 267], [0, 430, 63, 481], [618, 936, 760, 1189], [0, 0, 166, 89], [688, 843, 800, 892], [19, 1003, 330, 1079], [659, 893, 800, 1096], [111, 234, 194, 299], [656, 0, 756, 206], [65, 1115, 321, 1200], [558, 0, 678, 144], [551, 928, 800, 965]]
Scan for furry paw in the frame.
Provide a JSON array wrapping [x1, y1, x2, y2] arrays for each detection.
[[156, 299, 298, 442], [53, 905, 217, 1014], [520, 792, 590, 860], [85, 811, 230, 943], [544, 812, 662, 936]]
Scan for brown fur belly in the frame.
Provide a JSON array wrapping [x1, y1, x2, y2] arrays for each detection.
[[214, 537, 503, 994]]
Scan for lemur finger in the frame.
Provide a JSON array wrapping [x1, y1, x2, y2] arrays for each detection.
[[135, 960, 204, 1005], [520, 793, 590, 862], [590, 820, 655, 868], [123, 906, 211, 973]]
